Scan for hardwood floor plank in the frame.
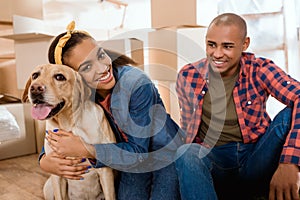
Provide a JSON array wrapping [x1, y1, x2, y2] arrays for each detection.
[[0, 154, 50, 199]]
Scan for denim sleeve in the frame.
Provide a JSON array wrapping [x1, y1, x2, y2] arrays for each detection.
[[38, 146, 45, 164]]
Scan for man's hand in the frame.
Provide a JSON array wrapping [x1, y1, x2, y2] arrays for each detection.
[[269, 163, 300, 200]]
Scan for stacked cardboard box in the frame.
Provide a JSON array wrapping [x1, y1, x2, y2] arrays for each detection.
[[149, 0, 207, 123], [0, 60, 19, 98], [0, 0, 43, 23], [0, 1, 44, 158], [2, 32, 54, 89]]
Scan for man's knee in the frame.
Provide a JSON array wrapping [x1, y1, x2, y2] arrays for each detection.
[[271, 106, 292, 139], [175, 143, 210, 169], [273, 106, 292, 127], [176, 144, 195, 165]]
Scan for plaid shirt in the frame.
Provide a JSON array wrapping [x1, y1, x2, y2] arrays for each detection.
[[176, 52, 300, 166]]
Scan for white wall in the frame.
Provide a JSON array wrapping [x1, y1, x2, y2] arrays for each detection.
[[42, 0, 151, 40]]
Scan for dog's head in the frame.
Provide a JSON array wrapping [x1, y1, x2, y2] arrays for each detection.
[[22, 64, 91, 120]]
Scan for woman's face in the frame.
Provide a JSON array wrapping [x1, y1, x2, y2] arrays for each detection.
[[65, 38, 116, 97]]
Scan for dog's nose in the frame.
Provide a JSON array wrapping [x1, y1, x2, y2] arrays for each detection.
[[30, 84, 46, 95]]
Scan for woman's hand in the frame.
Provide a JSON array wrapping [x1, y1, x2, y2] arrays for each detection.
[[40, 151, 90, 180], [46, 129, 94, 158]]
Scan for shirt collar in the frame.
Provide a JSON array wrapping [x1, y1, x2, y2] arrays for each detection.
[[239, 52, 255, 77]]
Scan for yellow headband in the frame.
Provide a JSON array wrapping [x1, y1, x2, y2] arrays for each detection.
[[54, 21, 90, 64]]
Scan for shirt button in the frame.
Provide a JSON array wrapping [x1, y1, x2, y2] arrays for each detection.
[[247, 100, 252, 105], [202, 91, 205, 94], [193, 108, 196, 112], [286, 81, 290, 84]]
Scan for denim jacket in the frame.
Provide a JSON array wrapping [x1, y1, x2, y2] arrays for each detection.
[[92, 66, 184, 172]]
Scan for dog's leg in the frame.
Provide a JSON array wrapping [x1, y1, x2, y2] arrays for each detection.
[[51, 175, 68, 200], [43, 177, 54, 200], [44, 123, 69, 200], [97, 167, 116, 200]]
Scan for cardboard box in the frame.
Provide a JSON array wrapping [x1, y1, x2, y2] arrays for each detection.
[[0, 60, 20, 98], [151, 0, 217, 28], [0, 103, 36, 160], [151, 0, 198, 28], [148, 26, 206, 121], [0, 0, 43, 23], [98, 38, 144, 70], [0, 23, 14, 61], [2, 33, 54, 89], [0, 37, 14, 61], [0, 16, 56, 90], [155, 80, 180, 124], [148, 26, 207, 81], [34, 119, 46, 154]]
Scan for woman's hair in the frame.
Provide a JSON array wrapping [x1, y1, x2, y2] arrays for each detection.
[[48, 32, 137, 68]]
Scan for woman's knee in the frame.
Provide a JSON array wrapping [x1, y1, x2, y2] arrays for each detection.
[[117, 172, 151, 200], [151, 164, 181, 200]]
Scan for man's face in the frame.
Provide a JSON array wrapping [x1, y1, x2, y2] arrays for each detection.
[[205, 24, 249, 77]]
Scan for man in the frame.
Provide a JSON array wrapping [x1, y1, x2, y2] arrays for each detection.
[[175, 13, 300, 200]]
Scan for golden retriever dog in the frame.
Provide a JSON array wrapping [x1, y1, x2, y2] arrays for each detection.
[[22, 64, 116, 200]]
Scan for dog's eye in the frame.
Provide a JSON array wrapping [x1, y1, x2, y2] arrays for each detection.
[[54, 74, 66, 81], [32, 72, 39, 80]]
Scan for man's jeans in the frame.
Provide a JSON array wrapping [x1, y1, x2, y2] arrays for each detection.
[[175, 107, 291, 200]]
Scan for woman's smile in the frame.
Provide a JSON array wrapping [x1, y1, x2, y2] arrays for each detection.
[[95, 65, 113, 84]]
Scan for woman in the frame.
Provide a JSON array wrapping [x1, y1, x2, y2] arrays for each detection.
[[40, 21, 184, 199]]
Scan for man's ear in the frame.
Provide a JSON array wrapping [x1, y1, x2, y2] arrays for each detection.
[[243, 36, 250, 51], [21, 77, 32, 103]]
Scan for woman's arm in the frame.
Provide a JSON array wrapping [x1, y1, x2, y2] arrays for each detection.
[[39, 143, 90, 180]]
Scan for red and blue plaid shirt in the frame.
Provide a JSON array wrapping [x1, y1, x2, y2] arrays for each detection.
[[176, 52, 300, 166]]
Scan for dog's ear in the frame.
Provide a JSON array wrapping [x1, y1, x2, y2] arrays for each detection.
[[21, 76, 32, 103], [73, 71, 91, 108]]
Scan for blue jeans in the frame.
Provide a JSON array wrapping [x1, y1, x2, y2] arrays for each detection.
[[117, 162, 180, 200], [175, 107, 291, 200]]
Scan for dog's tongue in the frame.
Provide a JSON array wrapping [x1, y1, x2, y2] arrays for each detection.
[[31, 104, 53, 120]]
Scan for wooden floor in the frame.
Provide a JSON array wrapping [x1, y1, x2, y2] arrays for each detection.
[[0, 154, 50, 200]]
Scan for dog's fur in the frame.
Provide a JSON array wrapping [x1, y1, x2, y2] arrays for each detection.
[[22, 64, 116, 200]]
